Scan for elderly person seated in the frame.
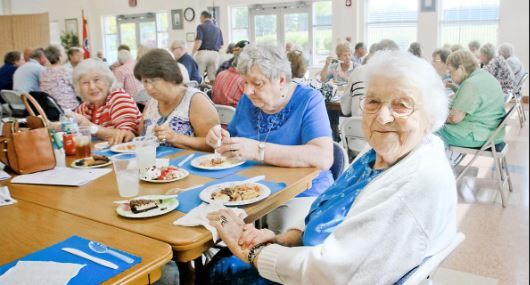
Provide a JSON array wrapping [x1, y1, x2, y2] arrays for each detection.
[[212, 55, 245, 108], [431, 48, 457, 94], [468, 40, 481, 60], [320, 42, 354, 85], [69, 59, 142, 145], [64, 47, 84, 70], [206, 44, 334, 234], [438, 50, 505, 148], [170, 39, 202, 84], [479, 43, 515, 96], [0, 51, 24, 92], [287, 50, 307, 84], [498, 43, 525, 84], [135, 48, 219, 151], [217, 40, 250, 76], [40, 45, 79, 111], [204, 51, 457, 284], [112, 49, 144, 101]]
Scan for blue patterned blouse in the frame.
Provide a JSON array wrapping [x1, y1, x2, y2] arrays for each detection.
[[303, 149, 385, 246]]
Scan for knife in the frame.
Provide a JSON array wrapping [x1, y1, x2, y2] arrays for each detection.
[[62, 247, 119, 269], [243, 175, 266, 183]]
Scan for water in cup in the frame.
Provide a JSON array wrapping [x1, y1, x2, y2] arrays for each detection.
[[112, 153, 139, 197], [133, 136, 158, 176]]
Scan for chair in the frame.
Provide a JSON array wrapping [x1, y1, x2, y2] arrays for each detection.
[[449, 105, 516, 207], [215, 104, 236, 126], [28, 91, 64, 121], [513, 72, 528, 128], [0, 90, 27, 118], [330, 141, 348, 180], [400, 233, 466, 285], [339, 116, 368, 161]]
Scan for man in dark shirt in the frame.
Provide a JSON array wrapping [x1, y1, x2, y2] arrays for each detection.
[[170, 40, 202, 84], [192, 10, 224, 85], [0, 51, 25, 92], [216, 40, 249, 76]]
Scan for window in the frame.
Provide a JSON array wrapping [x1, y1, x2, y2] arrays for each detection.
[[365, 0, 418, 50], [230, 6, 249, 43], [312, 1, 332, 65], [440, 0, 499, 46], [156, 12, 170, 49], [103, 16, 118, 64]]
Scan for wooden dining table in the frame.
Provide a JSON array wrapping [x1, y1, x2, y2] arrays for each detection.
[[4, 149, 319, 264], [0, 200, 172, 285]]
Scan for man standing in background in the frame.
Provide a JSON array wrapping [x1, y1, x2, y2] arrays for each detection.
[[192, 10, 223, 85]]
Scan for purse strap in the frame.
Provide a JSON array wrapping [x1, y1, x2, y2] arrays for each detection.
[[21, 93, 49, 126]]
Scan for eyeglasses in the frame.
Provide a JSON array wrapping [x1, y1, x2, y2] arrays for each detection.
[[141, 78, 164, 87], [359, 96, 416, 117]]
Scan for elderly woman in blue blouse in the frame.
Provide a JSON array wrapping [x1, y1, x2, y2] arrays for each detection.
[[206, 44, 334, 234], [205, 51, 457, 284]]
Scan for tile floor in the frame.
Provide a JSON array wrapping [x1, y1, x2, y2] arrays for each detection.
[[433, 106, 529, 285]]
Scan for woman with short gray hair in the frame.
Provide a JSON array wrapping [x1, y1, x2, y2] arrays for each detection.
[[69, 58, 142, 144], [206, 43, 334, 234], [498, 43, 524, 81], [205, 51, 456, 284], [479, 43, 515, 95], [40, 45, 79, 111]]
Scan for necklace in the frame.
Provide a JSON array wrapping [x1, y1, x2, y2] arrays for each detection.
[[256, 111, 275, 161]]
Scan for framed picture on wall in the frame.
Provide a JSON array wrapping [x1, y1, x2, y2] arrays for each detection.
[[65, 18, 78, 36], [171, 9, 184, 30]]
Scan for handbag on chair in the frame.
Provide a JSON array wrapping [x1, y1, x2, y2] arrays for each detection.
[[0, 93, 56, 174]]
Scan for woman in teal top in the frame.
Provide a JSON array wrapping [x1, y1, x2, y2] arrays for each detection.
[[438, 50, 505, 147]]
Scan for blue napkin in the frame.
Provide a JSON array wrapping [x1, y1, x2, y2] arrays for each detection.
[[94, 145, 182, 158], [171, 153, 261, 179], [177, 174, 286, 213], [0, 235, 141, 285]]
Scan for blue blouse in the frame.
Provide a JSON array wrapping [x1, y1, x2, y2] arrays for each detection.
[[303, 149, 384, 246], [228, 84, 333, 197]]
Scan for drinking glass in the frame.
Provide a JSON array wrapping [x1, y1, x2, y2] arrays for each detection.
[[75, 126, 92, 158], [111, 153, 139, 197], [133, 136, 159, 176]]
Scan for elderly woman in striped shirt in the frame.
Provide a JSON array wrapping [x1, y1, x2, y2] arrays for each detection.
[[69, 58, 142, 145]]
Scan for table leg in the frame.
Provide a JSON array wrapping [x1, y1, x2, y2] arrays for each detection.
[[177, 261, 195, 285]]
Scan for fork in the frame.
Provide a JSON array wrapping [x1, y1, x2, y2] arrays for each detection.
[[213, 138, 222, 163]]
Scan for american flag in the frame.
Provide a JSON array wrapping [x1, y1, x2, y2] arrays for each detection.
[[82, 11, 90, 59]]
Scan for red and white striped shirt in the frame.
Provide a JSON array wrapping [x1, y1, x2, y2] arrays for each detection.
[[75, 89, 142, 134], [212, 67, 245, 108], [113, 59, 144, 98]]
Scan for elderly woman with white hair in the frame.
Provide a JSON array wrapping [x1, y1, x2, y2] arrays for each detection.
[[479, 43, 515, 95], [70, 58, 142, 144], [204, 51, 457, 284], [320, 42, 354, 85], [498, 43, 525, 83], [206, 44, 334, 234]]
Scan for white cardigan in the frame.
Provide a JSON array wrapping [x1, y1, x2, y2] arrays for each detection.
[[257, 134, 457, 285]]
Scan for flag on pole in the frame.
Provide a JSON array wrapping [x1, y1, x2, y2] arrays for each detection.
[[82, 10, 91, 59]]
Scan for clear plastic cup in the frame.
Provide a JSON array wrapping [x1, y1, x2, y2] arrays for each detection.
[[75, 126, 92, 158], [133, 136, 159, 176], [111, 153, 139, 197]]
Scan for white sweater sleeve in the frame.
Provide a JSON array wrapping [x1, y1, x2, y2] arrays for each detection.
[[256, 187, 429, 285]]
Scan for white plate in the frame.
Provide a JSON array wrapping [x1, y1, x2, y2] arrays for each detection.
[[110, 142, 136, 153], [199, 181, 271, 206], [140, 167, 189, 183], [70, 157, 112, 168], [94, 142, 110, 150], [116, 195, 179, 218], [190, 154, 246, 170]]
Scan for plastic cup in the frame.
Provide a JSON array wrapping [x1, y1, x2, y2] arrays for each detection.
[[75, 126, 92, 158], [133, 136, 159, 176], [111, 153, 139, 198]]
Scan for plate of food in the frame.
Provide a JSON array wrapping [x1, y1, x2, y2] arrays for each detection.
[[140, 166, 189, 183], [116, 195, 179, 218], [110, 142, 136, 153], [71, 155, 112, 168], [190, 154, 246, 170], [199, 181, 271, 206]]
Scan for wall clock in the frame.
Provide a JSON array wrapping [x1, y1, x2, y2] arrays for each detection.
[[184, 8, 195, 22]]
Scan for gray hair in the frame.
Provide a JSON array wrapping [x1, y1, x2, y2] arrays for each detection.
[[117, 50, 132, 64], [498, 43, 514, 59], [376, 39, 400, 52], [73, 58, 117, 95], [170, 39, 186, 51], [468, 40, 481, 51], [44, 45, 62, 64], [237, 44, 292, 82], [408, 42, 422, 57], [480, 43, 496, 61], [364, 51, 448, 133]]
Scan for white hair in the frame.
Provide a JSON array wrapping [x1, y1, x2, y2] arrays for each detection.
[[480, 43, 496, 61], [73, 58, 117, 95], [364, 51, 448, 133], [237, 44, 292, 82], [117, 49, 132, 64], [170, 39, 187, 51], [498, 43, 514, 59]]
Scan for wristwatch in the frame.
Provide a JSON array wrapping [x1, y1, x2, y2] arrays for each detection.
[[90, 124, 99, 135], [258, 142, 266, 161]]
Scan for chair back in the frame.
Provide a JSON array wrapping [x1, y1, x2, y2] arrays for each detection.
[[28, 91, 64, 121], [215, 104, 236, 126], [0, 90, 27, 117], [330, 141, 347, 180], [400, 233, 465, 285], [514, 72, 528, 98], [339, 116, 367, 154]]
